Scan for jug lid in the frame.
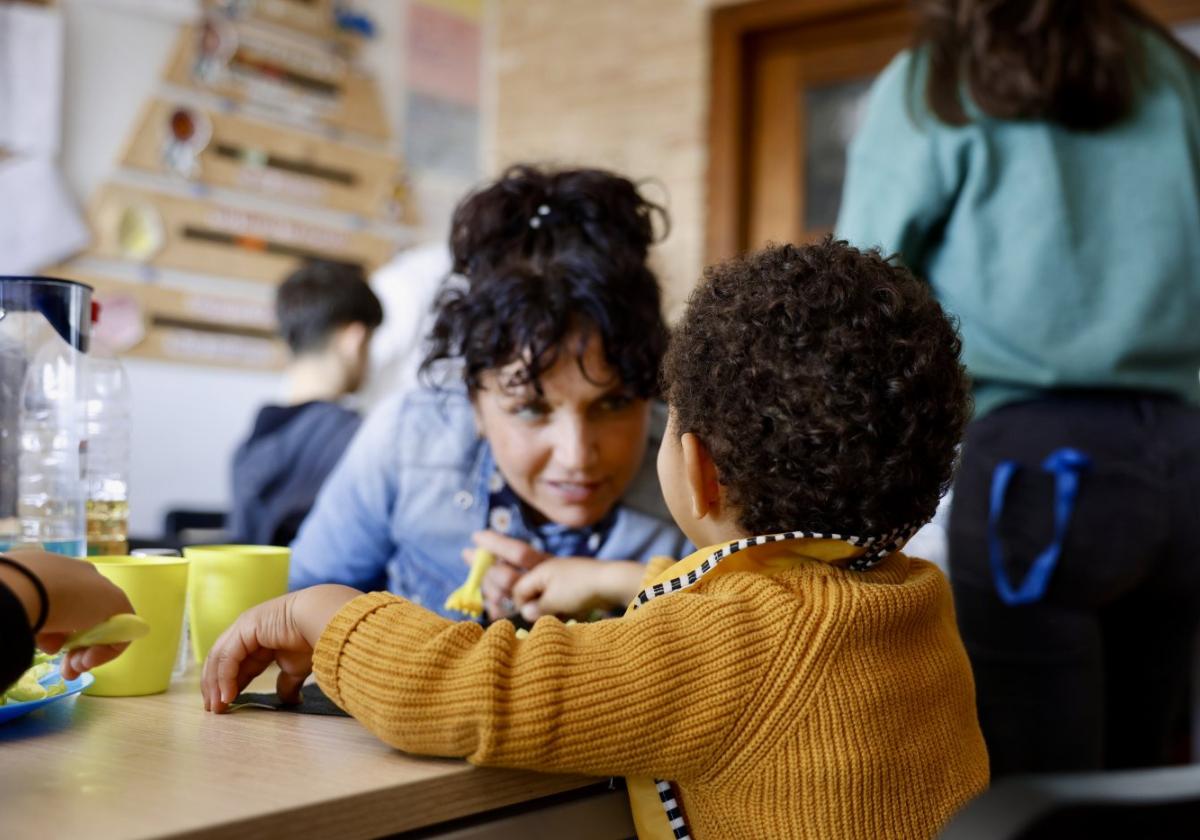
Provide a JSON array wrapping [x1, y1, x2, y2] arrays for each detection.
[[0, 276, 94, 352]]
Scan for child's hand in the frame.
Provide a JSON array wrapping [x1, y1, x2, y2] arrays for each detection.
[[1, 549, 136, 679], [511, 559, 645, 622], [201, 584, 360, 713], [461, 531, 550, 620]]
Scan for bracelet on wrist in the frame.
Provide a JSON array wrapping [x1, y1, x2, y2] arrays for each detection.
[[0, 554, 50, 633]]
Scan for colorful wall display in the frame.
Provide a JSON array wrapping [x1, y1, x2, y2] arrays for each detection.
[[56, 2, 412, 371], [88, 183, 397, 283], [121, 98, 399, 217], [164, 17, 389, 139], [203, 0, 340, 41], [51, 269, 286, 371]]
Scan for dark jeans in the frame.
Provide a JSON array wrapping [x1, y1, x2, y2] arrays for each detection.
[[948, 392, 1200, 778]]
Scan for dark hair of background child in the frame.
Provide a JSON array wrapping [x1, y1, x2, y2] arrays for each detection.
[[663, 238, 970, 537], [915, 0, 1200, 131], [275, 260, 384, 356]]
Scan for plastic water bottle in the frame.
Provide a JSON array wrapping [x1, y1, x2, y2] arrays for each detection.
[[84, 339, 132, 556], [15, 337, 87, 557]]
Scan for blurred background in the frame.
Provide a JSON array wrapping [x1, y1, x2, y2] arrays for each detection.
[[2, 0, 1197, 547]]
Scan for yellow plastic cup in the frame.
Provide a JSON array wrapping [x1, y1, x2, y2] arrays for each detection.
[[183, 545, 290, 663], [84, 554, 190, 697]]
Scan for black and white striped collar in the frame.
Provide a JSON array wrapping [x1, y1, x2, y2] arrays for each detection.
[[630, 522, 922, 611]]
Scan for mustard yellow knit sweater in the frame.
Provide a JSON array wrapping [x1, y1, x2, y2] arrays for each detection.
[[312, 550, 989, 839]]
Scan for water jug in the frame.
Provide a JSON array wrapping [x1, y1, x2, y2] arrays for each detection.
[[0, 277, 92, 557]]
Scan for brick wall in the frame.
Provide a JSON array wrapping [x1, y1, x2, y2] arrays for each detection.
[[488, 0, 737, 319]]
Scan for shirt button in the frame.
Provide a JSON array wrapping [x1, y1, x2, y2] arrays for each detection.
[[490, 507, 513, 533], [453, 490, 474, 510], [587, 533, 602, 553]]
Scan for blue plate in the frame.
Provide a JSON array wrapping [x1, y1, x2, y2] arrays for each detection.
[[0, 672, 94, 724]]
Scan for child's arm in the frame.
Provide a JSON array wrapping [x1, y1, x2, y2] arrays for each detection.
[[308, 587, 781, 783], [509, 558, 644, 621], [463, 530, 671, 622]]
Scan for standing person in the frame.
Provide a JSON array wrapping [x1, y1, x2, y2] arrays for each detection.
[[838, 0, 1200, 775], [227, 260, 384, 547], [287, 164, 688, 622]]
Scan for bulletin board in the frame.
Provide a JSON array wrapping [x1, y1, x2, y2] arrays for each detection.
[[48, 268, 286, 371], [66, 2, 412, 372], [202, 0, 340, 41], [121, 98, 399, 217], [163, 19, 388, 139], [88, 182, 397, 284]]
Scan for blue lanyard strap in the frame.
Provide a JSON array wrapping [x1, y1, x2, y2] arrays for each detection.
[[988, 447, 1091, 606]]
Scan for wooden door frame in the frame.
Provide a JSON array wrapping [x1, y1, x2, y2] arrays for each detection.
[[707, 0, 1200, 264], [746, 6, 912, 247]]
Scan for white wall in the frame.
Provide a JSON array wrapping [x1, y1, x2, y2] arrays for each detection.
[[56, 0, 412, 536]]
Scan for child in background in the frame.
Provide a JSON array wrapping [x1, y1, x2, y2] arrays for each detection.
[[203, 238, 988, 839], [227, 260, 383, 547]]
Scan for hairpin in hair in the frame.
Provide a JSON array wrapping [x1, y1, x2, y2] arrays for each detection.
[[528, 203, 552, 229]]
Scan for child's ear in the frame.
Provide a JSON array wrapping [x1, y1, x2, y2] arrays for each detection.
[[680, 432, 722, 521]]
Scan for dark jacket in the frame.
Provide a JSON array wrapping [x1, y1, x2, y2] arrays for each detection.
[[228, 401, 362, 547]]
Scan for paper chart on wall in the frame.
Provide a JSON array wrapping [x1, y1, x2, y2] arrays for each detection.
[[0, 3, 63, 155], [0, 157, 90, 274]]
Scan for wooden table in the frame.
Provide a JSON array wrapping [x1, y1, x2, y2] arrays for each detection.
[[0, 669, 636, 839]]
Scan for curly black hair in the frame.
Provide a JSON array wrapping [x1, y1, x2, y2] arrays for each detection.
[[448, 164, 669, 278], [662, 238, 970, 537], [421, 251, 667, 399]]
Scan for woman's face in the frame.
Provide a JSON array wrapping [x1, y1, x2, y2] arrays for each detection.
[[472, 330, 650, 529]]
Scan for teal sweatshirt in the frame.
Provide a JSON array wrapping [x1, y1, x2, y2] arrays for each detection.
[[837, 28, 1200, 418]]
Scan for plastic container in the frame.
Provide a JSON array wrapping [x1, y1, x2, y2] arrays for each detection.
[[16, 337, 88, 556], [1, 277, 92, 557], [83, 336, 132, 556]]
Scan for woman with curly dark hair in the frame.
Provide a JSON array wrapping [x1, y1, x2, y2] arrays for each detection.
[[287, 166, 687, 621], [838, 0, 1200, 775]]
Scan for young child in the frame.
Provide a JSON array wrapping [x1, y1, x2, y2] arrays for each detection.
[[227, 260, 383, 546], [203, 239, 988, 839]]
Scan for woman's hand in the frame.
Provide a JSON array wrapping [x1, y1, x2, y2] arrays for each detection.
[[201, 584, 360, 713], [461, 531, 549, 620], [511, 559, 645, 622], [1, 549, 136, 679]]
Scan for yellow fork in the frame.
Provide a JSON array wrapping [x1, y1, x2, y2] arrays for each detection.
[[443, 548, 496, 618]]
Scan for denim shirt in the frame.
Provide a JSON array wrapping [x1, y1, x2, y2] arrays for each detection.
[[289, 388, 691, 618]]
